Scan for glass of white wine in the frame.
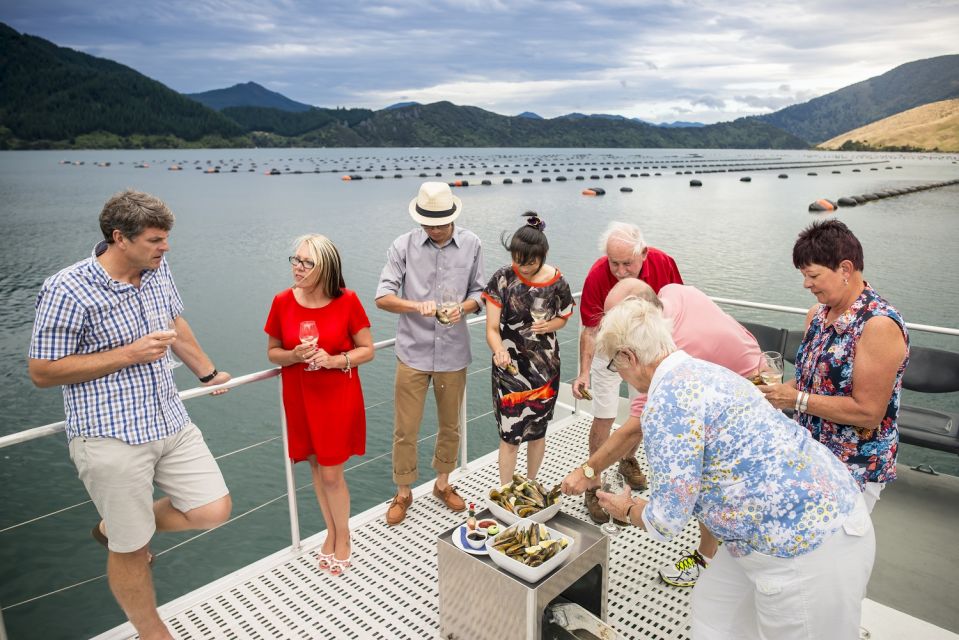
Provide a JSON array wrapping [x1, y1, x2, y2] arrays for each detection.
[[147, 313, 182, 369], [600, 471, 626, 536], [530, 297, 549, 323], [436, 287, 458, 328], [299, 320, 320, 371], [759, 351, 784, 385]]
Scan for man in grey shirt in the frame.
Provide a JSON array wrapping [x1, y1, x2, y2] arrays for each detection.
[[375, 182, 485, 526]]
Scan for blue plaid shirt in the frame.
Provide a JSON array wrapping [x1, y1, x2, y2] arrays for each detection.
[[29, 242, 190, 444]]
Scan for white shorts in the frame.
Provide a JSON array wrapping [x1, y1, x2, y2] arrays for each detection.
[[863, 481, 885, 513], [691, 496, 875, 640], [589, 354, 637, 419], [69, 423, 229, 553]]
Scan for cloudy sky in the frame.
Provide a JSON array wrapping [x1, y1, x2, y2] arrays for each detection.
[[4, 0, 958, 124]]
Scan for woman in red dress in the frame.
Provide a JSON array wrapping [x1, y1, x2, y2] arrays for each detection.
[[264, 234, 374, 576]]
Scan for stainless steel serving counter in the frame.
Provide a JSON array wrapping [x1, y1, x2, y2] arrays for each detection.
[[437, 510, 610, 640]]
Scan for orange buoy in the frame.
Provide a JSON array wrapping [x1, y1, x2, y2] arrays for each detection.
[[582, 189, 597, 196], [808, 199, 837, 212], [341, 175, 352, 181]]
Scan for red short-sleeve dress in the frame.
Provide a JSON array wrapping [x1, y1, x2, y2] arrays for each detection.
[[264, 288, 370, 465]]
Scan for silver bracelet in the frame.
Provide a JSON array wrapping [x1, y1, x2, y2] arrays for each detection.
[[794, 392, 803, 413], [799, 391, 810, 413]]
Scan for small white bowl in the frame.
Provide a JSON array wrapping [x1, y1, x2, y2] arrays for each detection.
[[485, 518, 574, 583], [464, 529, 488, 550], [486, 496, 562, 526]]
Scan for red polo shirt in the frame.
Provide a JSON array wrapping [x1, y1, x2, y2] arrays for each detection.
[[579, 247, 683, 327]]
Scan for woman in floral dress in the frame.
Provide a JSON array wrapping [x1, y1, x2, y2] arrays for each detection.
[[484, 212, 574, 485], [592, 297, 874, 640]]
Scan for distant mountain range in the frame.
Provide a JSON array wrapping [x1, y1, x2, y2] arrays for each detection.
[[0, 21, 952, 150], [186, 82, 314, 112], [757, 54, 959, 143]]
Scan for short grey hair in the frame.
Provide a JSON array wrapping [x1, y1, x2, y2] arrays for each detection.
[[596, 296, 676, 366], [99, 189, 175, 243], [598, 221, 646, 256]]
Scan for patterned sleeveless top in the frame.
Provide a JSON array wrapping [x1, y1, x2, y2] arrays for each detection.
[[793, 283, 909, 489]]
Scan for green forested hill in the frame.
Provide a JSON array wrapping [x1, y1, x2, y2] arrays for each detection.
[[0, 23, 242, 144], [187, 82, 315, 112], [0, 22, 807, 149], [757, 54, 959, 143], [229, 100, 808, 149]]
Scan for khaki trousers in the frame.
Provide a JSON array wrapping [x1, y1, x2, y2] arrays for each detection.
[[392, 360, 466, 485]]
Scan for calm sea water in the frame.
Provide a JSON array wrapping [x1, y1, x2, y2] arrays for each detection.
[[2, 148, 958, 638]]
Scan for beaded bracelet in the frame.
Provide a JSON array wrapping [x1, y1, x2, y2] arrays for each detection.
[[343, 352, 352, 378]]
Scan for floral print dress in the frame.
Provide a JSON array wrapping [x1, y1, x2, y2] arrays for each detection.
[[641, 351, 861, 558], [793, 283, 909, 489], [482, 265, 574, 444]]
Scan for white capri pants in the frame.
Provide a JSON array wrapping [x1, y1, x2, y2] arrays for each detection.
[[691, 496, 875, 640], [589, 354, 638, 419]]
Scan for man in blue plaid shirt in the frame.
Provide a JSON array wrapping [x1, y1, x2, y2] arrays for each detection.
[[29, 189, 232, 640]]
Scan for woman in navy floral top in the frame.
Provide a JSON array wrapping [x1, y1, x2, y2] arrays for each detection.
[[594, 297, 874, 640], [762, 220, 909, 511]]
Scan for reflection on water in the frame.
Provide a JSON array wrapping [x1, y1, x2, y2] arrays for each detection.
[[1, 148, 958, 638]]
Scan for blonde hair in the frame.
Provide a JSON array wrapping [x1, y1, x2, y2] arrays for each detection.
[[596, 296, 675, 366], [293, 234, 345, 297], [598, 221, 646, 256]]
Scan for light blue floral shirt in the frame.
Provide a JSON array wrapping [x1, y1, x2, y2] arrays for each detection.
[[640, 351, 861, 558]]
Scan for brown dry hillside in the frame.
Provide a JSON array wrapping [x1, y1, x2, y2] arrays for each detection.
[[818, 99, 959, 152]]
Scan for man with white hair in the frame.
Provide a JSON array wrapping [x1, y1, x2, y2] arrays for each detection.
[[572, 222, 682, 524], [564, 278, 762, 588]]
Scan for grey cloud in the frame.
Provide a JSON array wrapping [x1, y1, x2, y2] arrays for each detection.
[[692, 96, 726, 109]]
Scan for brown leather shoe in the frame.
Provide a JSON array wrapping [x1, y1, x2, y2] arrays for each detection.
[[432, 484, 466, 512], [619, 457, 648, 491], [386, 493, 412, 526], [585, 488, 609, 524]]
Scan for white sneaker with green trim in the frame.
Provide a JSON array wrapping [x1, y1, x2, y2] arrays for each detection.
[[659, 550, 709, 587]]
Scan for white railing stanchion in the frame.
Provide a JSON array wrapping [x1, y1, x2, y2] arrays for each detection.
[[277, 377, 301, 552], [458, 384, 469, 472]]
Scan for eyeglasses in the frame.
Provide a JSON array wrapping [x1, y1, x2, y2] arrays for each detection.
[[607, 351, 628, 372], [289, 256, 316, 270], [421, 223, 452, 231]]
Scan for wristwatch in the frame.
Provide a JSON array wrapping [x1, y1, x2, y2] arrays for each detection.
[[198, 368, 218, 383], [581, 463, 595, 479]]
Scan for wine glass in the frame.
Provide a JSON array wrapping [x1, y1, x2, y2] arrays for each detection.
[[759, 351, 784, 385], [600, 471, 626, 536], [529, 297, 549, 323], [299, 320, 320, 371], [147, 314, 182, 369], [436, 286, 459, 328]]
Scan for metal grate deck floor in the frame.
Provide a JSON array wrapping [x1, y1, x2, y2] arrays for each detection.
[[98, 410, 701, 639]]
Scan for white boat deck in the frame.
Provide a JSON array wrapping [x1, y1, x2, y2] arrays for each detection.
[[93, 406, 959, 640]]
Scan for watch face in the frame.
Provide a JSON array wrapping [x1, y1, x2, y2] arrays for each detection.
[[582, 465, 594, 478]]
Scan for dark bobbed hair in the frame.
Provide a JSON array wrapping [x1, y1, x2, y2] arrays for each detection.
[[792, 219, 864, 271], [500, 211, 549, 266]]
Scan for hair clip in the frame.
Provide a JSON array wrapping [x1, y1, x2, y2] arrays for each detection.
[[526, 216, 546, 232]]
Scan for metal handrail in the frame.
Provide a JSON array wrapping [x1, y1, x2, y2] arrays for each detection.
[[710, 297, 959, 336], [3, 292, 956, 452]]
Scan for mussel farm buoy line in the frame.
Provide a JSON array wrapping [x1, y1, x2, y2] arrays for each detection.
[[808, 178, 959, 213]]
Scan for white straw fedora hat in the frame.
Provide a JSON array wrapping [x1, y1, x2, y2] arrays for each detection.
[[408, 182, 463, 225]]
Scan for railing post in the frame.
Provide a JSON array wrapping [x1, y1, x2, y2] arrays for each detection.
[[277, 377, 302, 552], [458, 383, 468, 472], [0, 603, 8, 640]]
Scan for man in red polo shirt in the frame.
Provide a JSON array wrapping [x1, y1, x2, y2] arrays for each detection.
[[572, 221, 682, 523]]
